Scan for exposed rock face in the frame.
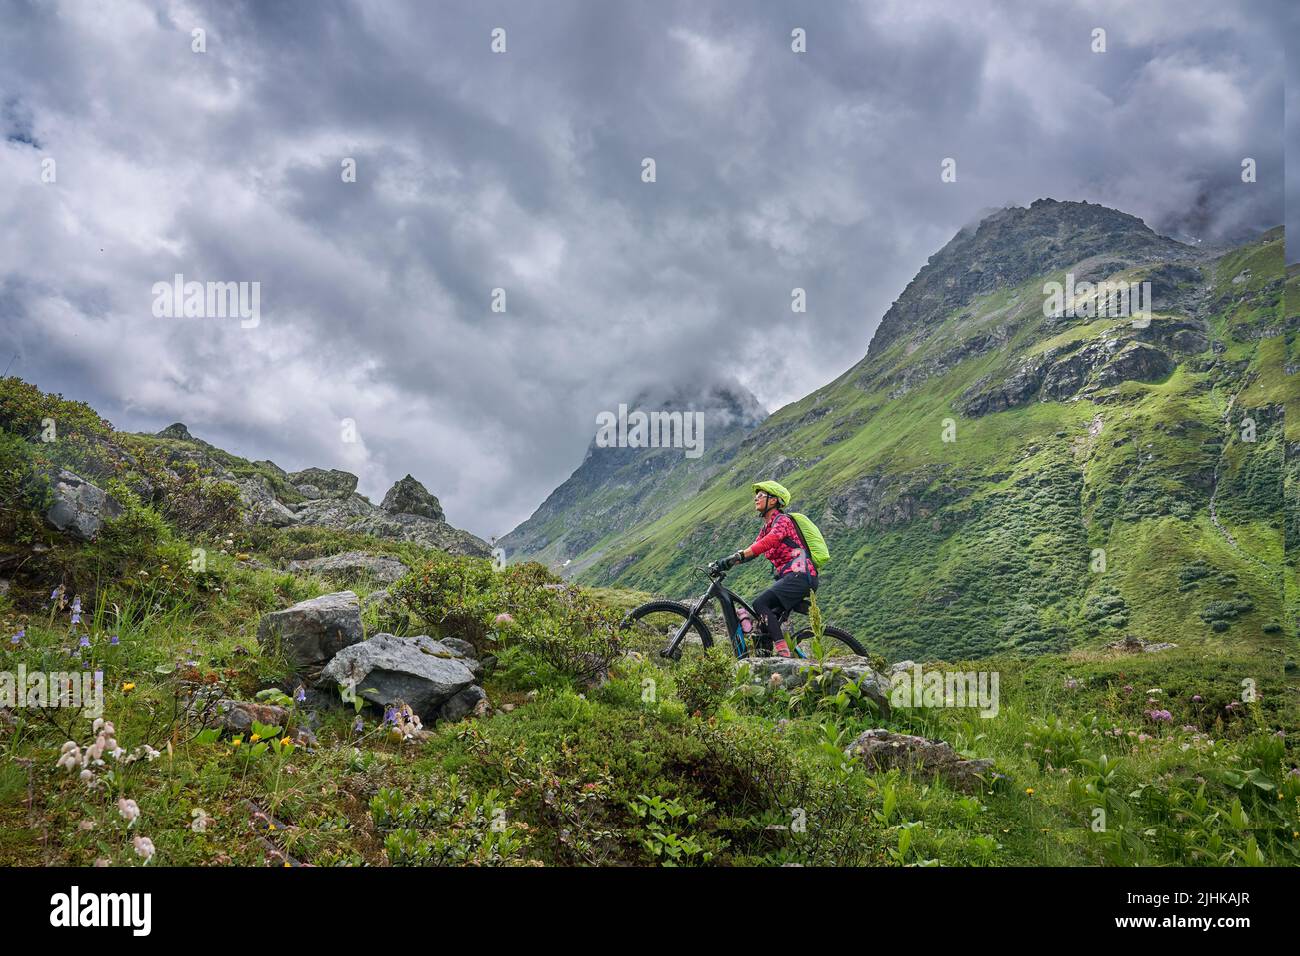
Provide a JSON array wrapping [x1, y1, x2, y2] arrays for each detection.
[[320, 632, 481, 722], [381, 474, 445, 521], [133, 423, 490, 556], [157, 422, 196, 442], [959, 322, 1188, 416], [233, 475, 299, 527], [286, 551, 410, 585], [743, 656, 892, 714], [868, 199, 1191, 360], [845, 729, 997, 792], [256, 591, 364, 672], [45, 470, 123, 541], [286, 468, 358, 499], [1094, 341, 1175, 387], [824, 468, 965, 531]]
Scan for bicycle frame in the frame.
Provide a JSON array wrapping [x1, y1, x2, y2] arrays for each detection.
[[661, 569, 803, 661]]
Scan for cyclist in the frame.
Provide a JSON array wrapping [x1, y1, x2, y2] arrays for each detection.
[[709, 480, 817, 657]]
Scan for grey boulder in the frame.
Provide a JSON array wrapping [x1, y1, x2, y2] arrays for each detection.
[[845, 729, 997, 793], [321, 632, 479, 721], [257, 591, 364, 671], [286, 468, 358, 499], [439, 684, 487, 722], [287, 551, 410, 585], [45, 470, 123, 542]]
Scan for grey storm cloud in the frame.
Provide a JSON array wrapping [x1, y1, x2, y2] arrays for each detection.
[[0, 0, 1288, 537]]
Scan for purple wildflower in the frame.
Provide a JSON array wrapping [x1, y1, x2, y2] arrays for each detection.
[[294, 686, 306, 704], [353, 716, 364, 734], [1191, 695, 1202, 703], [78, 635, 90, 649], [109, 635, 119, 646], [10, 629, 23, 645], [383, 707, 397, 725], [1145, 709, 1173, 723]]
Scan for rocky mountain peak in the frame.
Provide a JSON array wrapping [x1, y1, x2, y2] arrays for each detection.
[[381, 474, 445, 521], [157, 422, 195, 442], [867, 199, 1192, 360]]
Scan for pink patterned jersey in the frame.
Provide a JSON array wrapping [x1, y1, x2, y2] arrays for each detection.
[[750, 511, 816, 578]]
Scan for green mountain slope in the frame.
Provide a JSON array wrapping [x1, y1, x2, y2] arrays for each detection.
[[499, 383, 766, 572], [566, 201, 1297, 663]]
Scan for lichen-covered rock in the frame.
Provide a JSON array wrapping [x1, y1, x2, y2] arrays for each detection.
[[286, 551, 409, 585], [286, 468, 358, 499], [256, 591, 364, 671], [845, 729, 997, 792], [45, 470, 123, 542], [213, 699, 290, 734], [321, 633, 479, 721], [234, 475, 299, 527], [381, 474, 445, 521]]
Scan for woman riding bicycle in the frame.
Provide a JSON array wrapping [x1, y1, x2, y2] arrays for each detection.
[[709, 480, 817, 658]]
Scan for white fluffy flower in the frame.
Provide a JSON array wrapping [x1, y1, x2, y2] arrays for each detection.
[[117, 798, 140, 824], [132, 835, 155, 862]]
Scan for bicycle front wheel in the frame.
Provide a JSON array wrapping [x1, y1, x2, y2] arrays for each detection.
[[620, 601, 714, 659]]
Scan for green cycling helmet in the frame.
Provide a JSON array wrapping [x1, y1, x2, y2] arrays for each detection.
[[752, 480, 790, 507]]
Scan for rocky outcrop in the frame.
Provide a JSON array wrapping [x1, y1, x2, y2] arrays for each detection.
[[256, 591, 364, 672], [134, 423, 490, 556], [845, 729, 997, 792], [960, 326, 1182, 416], [233, 475, 299, 527], [381, 474, 444, 521], [1094, 341, 1175, 387], [321, 632, 483, 722], [286, 551, 409, 585], [44, 470, 123, 541], [868, 199, 1191, 360], [824, 468, 964, 531], [157, 422, 197, 442], [286, 468, 358, 499]]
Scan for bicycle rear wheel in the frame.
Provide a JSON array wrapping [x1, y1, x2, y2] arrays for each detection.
[[620, 601, 714, 659]]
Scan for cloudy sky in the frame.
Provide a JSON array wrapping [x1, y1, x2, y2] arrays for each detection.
[[0, 0, 1287, 538]]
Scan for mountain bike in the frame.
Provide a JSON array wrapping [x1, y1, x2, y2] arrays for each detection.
[[620, 565, 867, 660]]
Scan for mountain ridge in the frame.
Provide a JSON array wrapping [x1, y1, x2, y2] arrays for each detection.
[[508, 199, 1295, 664]]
